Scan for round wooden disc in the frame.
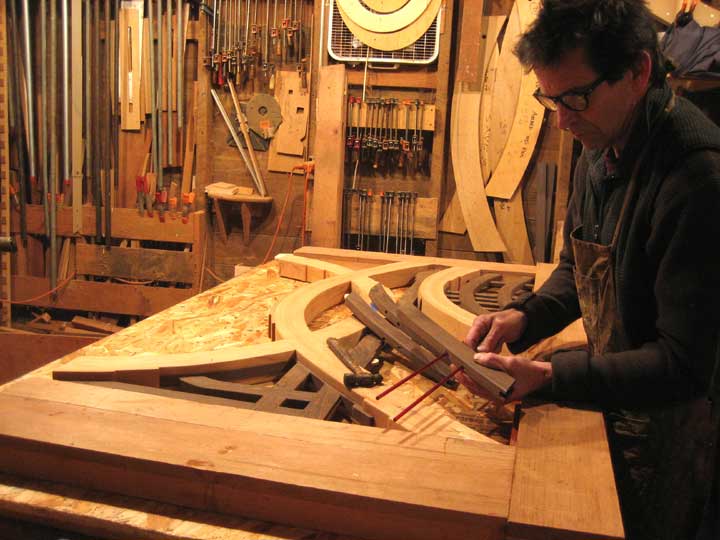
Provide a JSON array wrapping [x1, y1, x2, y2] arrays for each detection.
[[337, 0, 440, 51], [336, 0, 431, 33], [361, 0, 410, 14]]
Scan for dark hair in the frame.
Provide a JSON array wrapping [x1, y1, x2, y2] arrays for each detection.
[[514, 0, 666, 86]]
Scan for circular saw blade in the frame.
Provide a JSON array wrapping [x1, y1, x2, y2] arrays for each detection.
[[246, 93, 283, 140]]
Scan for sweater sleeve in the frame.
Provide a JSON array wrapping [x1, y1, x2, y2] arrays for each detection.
[[550, 155, 720, 408], [505, 154, 586, 353]]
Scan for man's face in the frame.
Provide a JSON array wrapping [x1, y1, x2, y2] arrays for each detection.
[[534, 48, 641, 151]]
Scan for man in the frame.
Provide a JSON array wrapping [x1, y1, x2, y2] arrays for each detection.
[[461, 1, 720, 539]]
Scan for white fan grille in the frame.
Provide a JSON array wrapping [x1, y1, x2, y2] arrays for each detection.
[[327, 0, 440, 64]]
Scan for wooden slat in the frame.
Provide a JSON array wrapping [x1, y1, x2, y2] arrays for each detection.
[[507, 402, 624, 540], [75, 244, 194, 283], [11, 204, 196, 242], [310, 65, 346, 248], [11, 276, 192, 316], [0, 392, 514, 540]]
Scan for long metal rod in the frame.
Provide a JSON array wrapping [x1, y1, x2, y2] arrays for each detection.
[[93, 0, 101, 241], [84, 0, 91, 218], [156, 0, 164, 188], [166, 0, 172, 166], [62, 0, 72, 204], [104, 0, 112, 243], [50, 0, 58, 289], [20, 0, 37, 193], [148, 0, 158, 184], [393, 366, 463, 423], [210, 89, 265, 196], [41, 0, 49, 236], [177, 0, 182, 129]]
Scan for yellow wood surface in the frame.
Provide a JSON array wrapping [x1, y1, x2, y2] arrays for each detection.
[[310, 65, 346, 248]]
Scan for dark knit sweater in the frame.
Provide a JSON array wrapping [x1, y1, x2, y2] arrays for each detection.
[[508, 83, 720, 409]]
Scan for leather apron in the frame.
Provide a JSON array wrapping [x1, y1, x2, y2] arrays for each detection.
[[570, 97, 717, 540]]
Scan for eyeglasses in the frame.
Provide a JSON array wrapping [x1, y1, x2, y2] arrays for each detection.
[[533, 75, 606, 112]]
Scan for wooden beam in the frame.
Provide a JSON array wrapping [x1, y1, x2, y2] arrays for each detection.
[[508, 402, 624, 540], [0, 334, 99, 385], [11, 276, 192, 316], [75, 244, 194, 283], [310, 65, 347, 248], [11, 205, 196, 243], [0, 392, 514, 540]]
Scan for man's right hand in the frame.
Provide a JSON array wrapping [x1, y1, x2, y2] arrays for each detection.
[[464, 308, 528, 353]]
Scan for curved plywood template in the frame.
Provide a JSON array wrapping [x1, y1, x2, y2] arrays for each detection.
[[494, 194, 535, 264], [335, 0, 431, 33], [485, 0, 545, 200], [481, 12, 520, 180], [362, 0, 410, 13], [336, 0, 441, 51], [450, 90, 507, 252]]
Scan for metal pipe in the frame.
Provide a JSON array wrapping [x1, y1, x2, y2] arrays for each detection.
[[167, 0, 173, 165], [104, 0, 112, 240], [50, 0, 58, 288], [157, 0, 164, 188], [84, 0, 91, 218], [41, 0, 50, 236], [62, 0, 72, 205], [94, 0, 101, 241], [20, 0, 37, 194], [177, 0, 183, 129], [148, 0, 158, 180]]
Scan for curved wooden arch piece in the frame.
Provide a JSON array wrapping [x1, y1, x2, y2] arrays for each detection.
[[336, 0, 430, 33], [450, 90, 507, 252], [270, 260, 493, 439], [362, 0, 410, 13], [494, 194, 535, 265], [497, 275, 534, 308], [459, 272, 501, 315], [485, 0, 546, 200], [336, 0, 440, 51], [481, 10, 521, 179]]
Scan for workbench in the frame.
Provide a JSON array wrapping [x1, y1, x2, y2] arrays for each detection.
[[0, 248, 624, 540]]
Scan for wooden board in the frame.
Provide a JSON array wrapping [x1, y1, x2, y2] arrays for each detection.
[[11, 276, 192, 316], [507, 402, 624, 540], [0, 334, 99, 385], [268, 71, 310, 173], [75, 243, 195, 283], [0, 0, 10, 327], [119, 6, 143, 130], [11, 204, 197, 243], [310, 65, 346, 248]]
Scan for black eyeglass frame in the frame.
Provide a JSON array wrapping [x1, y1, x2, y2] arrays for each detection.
[[533, 75, 607, 112]]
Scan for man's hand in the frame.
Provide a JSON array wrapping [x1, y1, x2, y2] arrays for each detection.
[[464, 309, 528, 353], [456, 352, 552, 402]]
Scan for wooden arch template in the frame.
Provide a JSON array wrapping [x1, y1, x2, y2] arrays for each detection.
[[485, 0, 546, 200], [362, 0, 411, 14], [335, 0, 432, 32], [335, 0, 441, 51]]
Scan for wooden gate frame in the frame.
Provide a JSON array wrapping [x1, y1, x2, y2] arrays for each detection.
[[0, 248, 623, 540]]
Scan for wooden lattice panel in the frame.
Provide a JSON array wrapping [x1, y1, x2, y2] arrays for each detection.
[[0, 0, 11, 327]]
